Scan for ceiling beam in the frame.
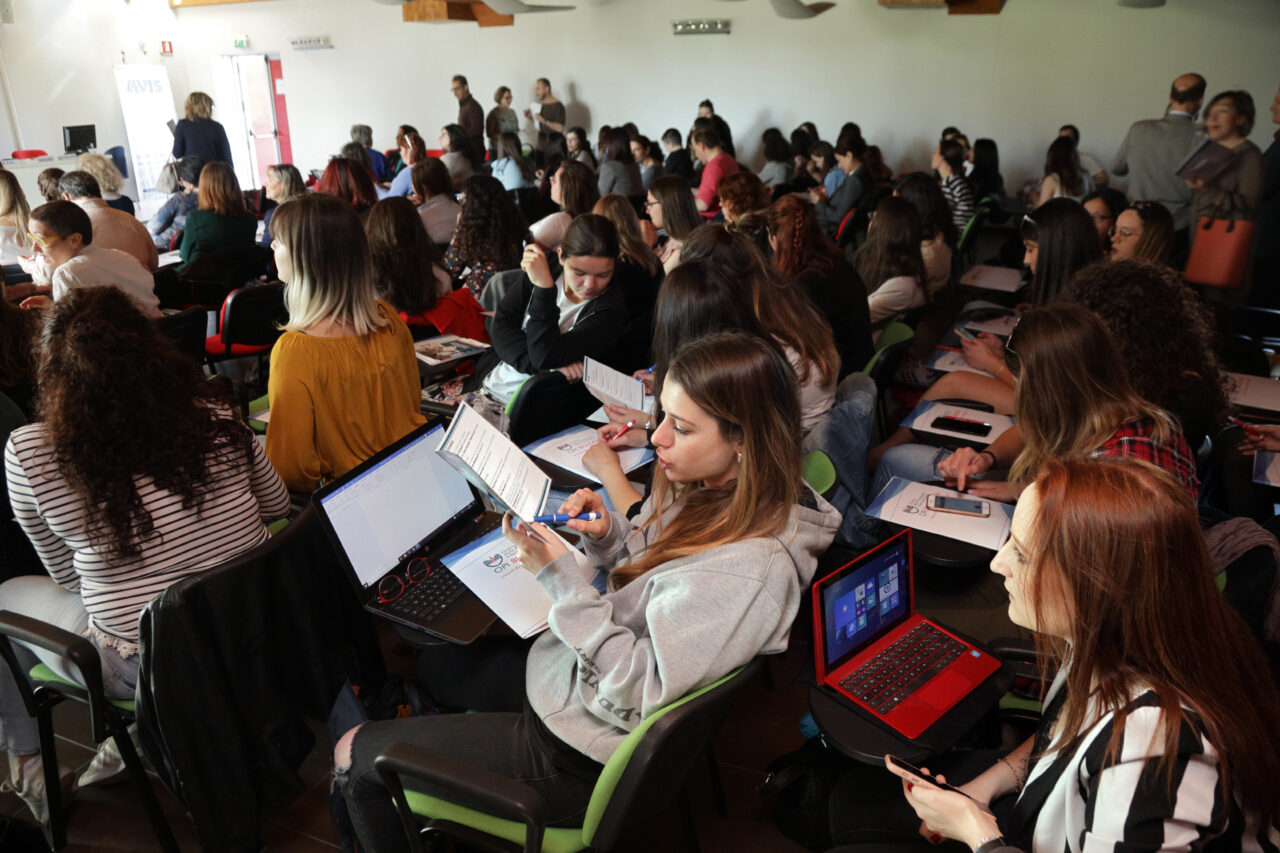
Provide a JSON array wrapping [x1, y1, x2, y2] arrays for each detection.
[[402, 0, 515, 25]]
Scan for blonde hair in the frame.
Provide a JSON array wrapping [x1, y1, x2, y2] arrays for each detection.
[[184, 92, 214, 121], [0, 171, 30, 246], [74, 152, 123, 194], [272, 194, 385, 336], [593, 194, 660, 277]]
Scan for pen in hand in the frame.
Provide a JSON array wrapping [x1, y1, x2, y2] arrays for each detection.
[[531, 513, 601, 525], [611, 419, 638, 442]]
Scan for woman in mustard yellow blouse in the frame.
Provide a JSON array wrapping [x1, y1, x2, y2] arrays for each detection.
[[265, 193, 425, 492]]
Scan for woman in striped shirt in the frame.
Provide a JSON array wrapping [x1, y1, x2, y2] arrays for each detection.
[[1, 287, 290, 822], [883, 457, 1280, 852]]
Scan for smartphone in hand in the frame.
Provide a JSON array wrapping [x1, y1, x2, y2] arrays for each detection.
[[886, 755, 974, 798], [955, 325, 978, 342]]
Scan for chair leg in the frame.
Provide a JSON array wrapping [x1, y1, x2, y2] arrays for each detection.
[[114, 727, 180, 853], [704, 746, 727, 817], [36, 705, 67, 850], [678, 789, 700, 853]]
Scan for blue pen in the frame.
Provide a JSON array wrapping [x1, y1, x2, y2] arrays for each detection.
[[531, 513, 601, 525], [637, 364, 656, 380]]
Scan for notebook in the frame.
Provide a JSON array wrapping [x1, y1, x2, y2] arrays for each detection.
[[312, 420, 499, 644], [811, 530, 1001, 739]]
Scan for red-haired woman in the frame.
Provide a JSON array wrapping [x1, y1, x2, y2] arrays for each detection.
[[315, 157, 379, 218], [875, 457, 1280, 852], [768, 195, 873, 377]]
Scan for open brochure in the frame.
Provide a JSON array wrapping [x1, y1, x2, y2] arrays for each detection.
[[582, 357, 647, 412], [414, 334, 490, 366], [903, 401, 1014, 446], [437, 403, 551, 524], [440, 528, 552, 638], [1228, 372, 1280, 413], [959, 265, 1024, 293], [961, 314, 1018, 337], [524, 425, 654, 484], [866, 477, 1014, 551], [926, 347, 995, 378], [1174, 139, 1238, 183], [1253, 451, 1280, 488]]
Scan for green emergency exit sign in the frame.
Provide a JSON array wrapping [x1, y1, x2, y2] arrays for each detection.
[[234, 35, 250, 48]]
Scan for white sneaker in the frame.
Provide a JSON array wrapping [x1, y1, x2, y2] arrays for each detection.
[[2, 753, 76, 825], [76, 727, 133, 787]]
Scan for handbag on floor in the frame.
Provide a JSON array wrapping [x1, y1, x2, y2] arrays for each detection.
[[1184, 216, 1256, 289]]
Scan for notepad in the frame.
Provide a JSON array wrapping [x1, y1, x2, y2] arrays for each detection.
[[1228, 372, 1280, 413], [959, 265, 1024, 293], [440, 528, 552, 638], [866, 477, 1013, 551], [962, 314, 1018, 337], [926, 347, 995, 378], [414, 334, 490, 366], [1174, 139, 1239, 183], [525, 425, 654, 484], [903, 401, 1014, 445]]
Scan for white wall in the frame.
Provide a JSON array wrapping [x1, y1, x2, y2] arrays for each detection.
[[2, 0, 1278, 193]]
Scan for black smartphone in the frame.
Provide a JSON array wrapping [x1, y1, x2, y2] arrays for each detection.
[[886, 755, 973, 799], [931, 416, 992, 437]]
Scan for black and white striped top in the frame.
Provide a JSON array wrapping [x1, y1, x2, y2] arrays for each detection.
[[5, 422, 292, 656], [1000, 670, 1279, 853]]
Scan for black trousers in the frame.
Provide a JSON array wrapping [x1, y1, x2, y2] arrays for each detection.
[[339, 636, 602, 853]]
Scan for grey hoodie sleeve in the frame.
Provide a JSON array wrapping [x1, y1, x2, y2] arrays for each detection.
[[534, 542, 792, 732]]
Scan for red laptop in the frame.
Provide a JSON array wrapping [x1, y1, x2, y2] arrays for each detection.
[[812, 529, 1001, 739]]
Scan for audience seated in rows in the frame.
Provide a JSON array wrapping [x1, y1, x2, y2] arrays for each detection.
[[260, 163, 307, 249], [443, 174, 528, 296], [530, 159, 598, 251], [315, 157, 379, 219], [387, 132, 428, 198], [1109, 200, 1175, 263], [894, 172, 957, 296], [59, 171, 157, 272], [178, 162, 257, 276], [150, 156, 205, 252], [692, 126, 739, 218], [438, 124, 477, 191], [411, 158, 462, 246], [596, 127, 643, 198], [592, 193, 663, 374], [629, 135, 663, 192], [75, 152, 135, 216], [646, 175, 702, 274], [1080, 186, 1127, 256], [855, 196, 926, 324], [350, 123, 390, 183], [491, 132, 537, 192], [0, 171, 30, 265], [934, 137, 975, 234]]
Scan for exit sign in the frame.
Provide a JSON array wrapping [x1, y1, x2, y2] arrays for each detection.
[[233, 34, 250, 48]]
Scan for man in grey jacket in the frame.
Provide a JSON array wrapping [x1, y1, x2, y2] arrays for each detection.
[[1111, 73, 1206, 248]]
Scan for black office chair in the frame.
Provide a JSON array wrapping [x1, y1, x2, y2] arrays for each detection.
[[205, 282, 288, 404], [0, 612, 179, 852], [375, 659, 764, 853], [505, 371, 599, 449], [154, 306, 208, 365], [0, 391, 39, 583]]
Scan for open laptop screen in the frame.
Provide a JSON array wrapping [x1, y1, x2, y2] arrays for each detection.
[[819, 535, 911, 671], [317, 423, 477, 589]]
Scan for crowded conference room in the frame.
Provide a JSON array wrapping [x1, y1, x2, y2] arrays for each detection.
[[0, 0, 1277, 850]]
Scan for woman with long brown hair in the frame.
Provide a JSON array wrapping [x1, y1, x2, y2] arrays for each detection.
[[333, 331, 840, 852], [873, 304, 1198, 503], [883, 457, 1280, 851], [768, 194, 873, 377], [530, 159, 600, 251], [1, 286, 289, 821], [386, 131, 428, 198], [855, 195, 926, 323], [646, 175, 702, 274]]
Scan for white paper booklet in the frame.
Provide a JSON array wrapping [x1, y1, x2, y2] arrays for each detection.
[[962, 314, 1018, 337], [437, 403, 551, 524], [582, 357, 647, 411], [414, 335, 490, 366], [1229, 372, 1280, 414], [1253, 451, 1280, 488], [959, 265, 1024, 293], [525, 425, 654, 484], [903, 401, 1014, 445], [865, 477, 1014, 551], [926, 347, 995, 378], [440, 528, 552, 638]]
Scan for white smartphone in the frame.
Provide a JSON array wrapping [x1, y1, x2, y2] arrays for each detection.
[[926, 494, 991, 518]]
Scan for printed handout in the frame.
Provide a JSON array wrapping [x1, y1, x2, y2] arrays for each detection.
[[903, 401, 1014, 445], [437, 403, 551, 524], [440, 528, 552, 639], [414, 335, 490, 366], [583, 357, 647, 412], [525, 425, 654, 484], [1228, 372, 1280, 414], [926, 347, 995, 378], [866, 477, 1013, 551]]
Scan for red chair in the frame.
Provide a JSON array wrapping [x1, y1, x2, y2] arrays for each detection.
[[204, 283, 286, 364], [835, 206, 859, 246], [11, 149, 47, 159]]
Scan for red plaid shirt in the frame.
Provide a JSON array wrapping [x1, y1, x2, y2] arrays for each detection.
[[1093, 418, 1199, 501]]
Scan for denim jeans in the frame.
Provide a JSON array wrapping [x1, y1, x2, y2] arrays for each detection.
[[0, 576, 138, 755], [812, 373, 884, 549], [870, 443, 951, 500]]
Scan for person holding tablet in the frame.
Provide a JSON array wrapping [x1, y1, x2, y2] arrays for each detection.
[[265, 194, 425, 492], [334, 331, 840, 852], [877, 457, 1279, 852]]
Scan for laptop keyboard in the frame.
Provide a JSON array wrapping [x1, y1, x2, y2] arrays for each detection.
[[383, 568, 465, 623], [839, 622, 968, 715]]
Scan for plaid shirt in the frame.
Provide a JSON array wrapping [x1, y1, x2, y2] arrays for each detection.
[[1092, 418, 1199, 501]]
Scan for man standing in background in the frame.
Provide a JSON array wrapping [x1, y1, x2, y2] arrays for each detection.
[[525, 78, 566, 155], [452, 75, 485, 162]]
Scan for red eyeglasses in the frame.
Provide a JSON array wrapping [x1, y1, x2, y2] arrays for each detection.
[[378, 558, 433, 603]]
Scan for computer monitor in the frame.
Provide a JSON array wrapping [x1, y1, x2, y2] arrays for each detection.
[[62, 125, 96, 154]]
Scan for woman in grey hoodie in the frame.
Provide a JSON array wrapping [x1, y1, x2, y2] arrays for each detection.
[[335, 331, 840, 851]]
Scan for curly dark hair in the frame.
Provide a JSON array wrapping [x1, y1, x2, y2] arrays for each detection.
[[37, 287, 256, 561], [1064, 259, 1229, 433], [451, 174, 528, 272]]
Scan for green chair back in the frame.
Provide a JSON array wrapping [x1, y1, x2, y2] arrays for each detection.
[[401, 664, 751, 853], [863, 321, 914, 375], [802, 451, 838, 497], [29, 663, 136, 714]]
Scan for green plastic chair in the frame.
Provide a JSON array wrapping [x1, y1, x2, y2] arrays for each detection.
[[375, 659, 763, 853], [863, 322, 916, 435], [802, 450, 838, 500], [0, 611, 179, 851], [862, 321, 914, 376]]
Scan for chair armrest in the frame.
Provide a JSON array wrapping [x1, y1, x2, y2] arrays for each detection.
[[0, 610, 110, 740], [988, 636, 1036, 663], [375, 741, 548, 853]]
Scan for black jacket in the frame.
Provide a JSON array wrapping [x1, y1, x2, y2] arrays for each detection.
[[489, 267, 629, 375], [135, 508, 384, 852]]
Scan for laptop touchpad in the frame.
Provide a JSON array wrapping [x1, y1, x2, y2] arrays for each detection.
[[917, 670, 971, 709]]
